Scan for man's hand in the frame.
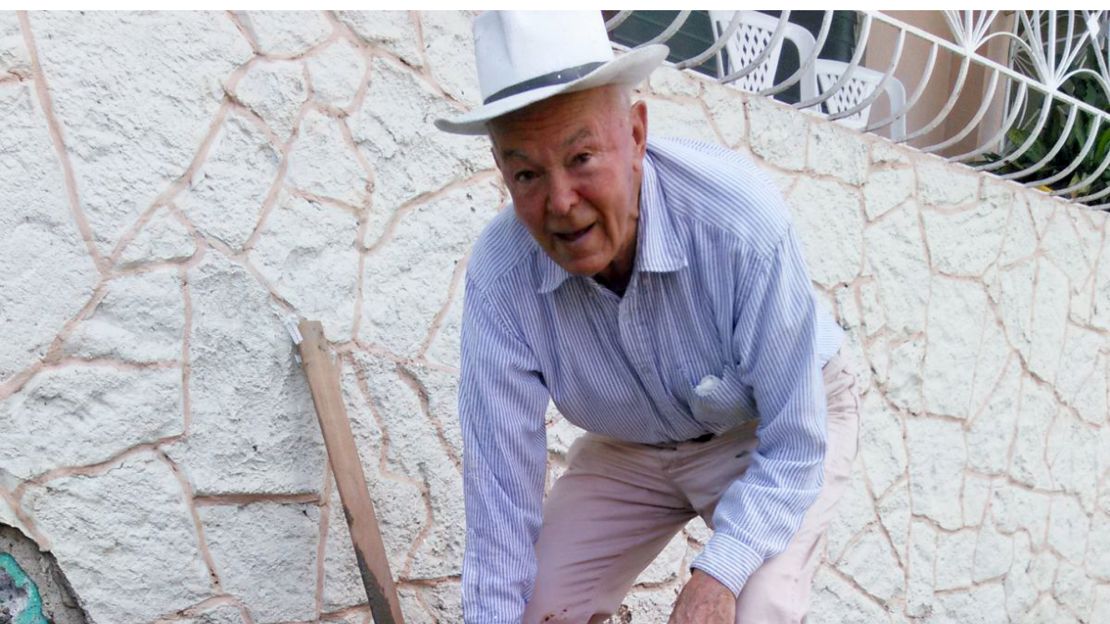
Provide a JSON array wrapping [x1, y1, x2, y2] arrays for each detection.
[[668, 569, 736, 624]]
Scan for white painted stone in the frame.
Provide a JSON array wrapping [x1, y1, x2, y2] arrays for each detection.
[[645, 96, 719, 143], [350, 353, 462, 579], [419, 581, 464, 624], [1054, 559, 1096, 622], [232, 59, 308, 142], [885, 336, 925, 414], [178, 112, 280, 250], [871, 139, 912, 165], [1031, 549, 1060, 594], [166, 253, 325, 495], [28, 12, 252, 254], [634, 531, 686, 585], [249, 192, 359, 340], [807, 565, 893, 624], [996, 192, 1037, 266], [963, 473, 991, 527], [1023, 596, 1080, 624], [836, 525, 903, 601], [1049, 495, 1090, 565], [117, 206, 197, 267], [63, 269, 184, 363], [1004, 532, 1038, 620], [335, 11, 421, 67], [1010, 378, 1057, 490], [1089, 512, 1110, 580], [826, 461, 876, 563], [0, 12, 29, 76], [1055, 326, 1107, 426], [1027, 194, 1057, 238], [863, 202, 930, 339], [922, 202, 1008, 277], [858, 280, 885, 336], [858, 391, 906, 497], [286, 109, 369, 206], [906, 416, 965, 530], [967, 358, 1021, 475], [322, 480, 425, 611], [923, 276, 989, 417], [235, 11, 331, 56], [968, 315, 1013, 418], [787, 178, 864, 288], [1047, 408, 1099, 512], [306, 37, 366, 110], [0, 82, 99, 385], [974, 519, 1013, 582], [649, 66, 703, 99], [701, 84, 747, 147], [916, 156, 978, 206], [863, 167, 913, 221], [424, 285, 465, 370], [1041, 214, 1093, 296], [360, 179, 499, 356], [1028, 257, 1071, 383], [350, 58, 492, 244], [178, 604, 247, 624], [0, 365, 181, 481], [992, 259, 1036, 363], [620, 589, 682, 623], [199, 502, 319, 623], [876, 480, 910, 566], [991, 481, 1050, 546], [1094, 586, 1110, 624], [746, 95, 808, 171], [421, 11, 481, 106], [928, 582, 1008, 624], [906, 520, 937, 617], [408, 364, 464, 464], [1092, 227, 1110, 331], [547, 411, 585, 460], [808, 121, 869, 185], [0, 494, 28, 535], [934, 528, 976, 591], [22, 454, 211, 624], [684, 515, 712, 547]]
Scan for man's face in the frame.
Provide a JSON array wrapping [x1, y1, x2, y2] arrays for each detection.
[[488, 86, 648, 284]]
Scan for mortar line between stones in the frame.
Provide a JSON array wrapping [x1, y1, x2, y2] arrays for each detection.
[[155, 449, 224, 594], [0, 486, 50, 550], [13, 437, 185, 500], [395, 363, 462, 473], [415, 251, 470, 359], [238, 101, 303, 255], [150, 593, 250, 622], [106, 101, 234, 266], [225, 11, 261, 56], [17, 11, 106, 275], [192, 492, 321, 506]]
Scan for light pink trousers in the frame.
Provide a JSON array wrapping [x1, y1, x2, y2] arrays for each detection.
[[521, 352, 861, 624]]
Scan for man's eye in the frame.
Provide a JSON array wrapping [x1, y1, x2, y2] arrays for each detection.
[[573, 153, 592, 165], [514, 171, 536, 183]]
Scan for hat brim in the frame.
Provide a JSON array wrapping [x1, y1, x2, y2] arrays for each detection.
[[434, 44, 670, 136]]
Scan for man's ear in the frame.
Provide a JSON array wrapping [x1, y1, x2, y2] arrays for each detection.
[[630, 99, 648, 159]]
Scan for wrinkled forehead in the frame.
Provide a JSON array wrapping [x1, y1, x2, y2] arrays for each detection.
[[486, 86, 629, 145]]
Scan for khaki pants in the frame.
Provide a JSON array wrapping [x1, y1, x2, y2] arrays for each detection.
[[522, 352, 861, 624]]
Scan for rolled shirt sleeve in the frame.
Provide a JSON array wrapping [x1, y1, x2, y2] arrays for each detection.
[[458, 277, 550, 622], [690, 226, 828, 596]]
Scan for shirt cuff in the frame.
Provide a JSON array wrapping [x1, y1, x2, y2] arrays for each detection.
[[690, 532, 765, 597]]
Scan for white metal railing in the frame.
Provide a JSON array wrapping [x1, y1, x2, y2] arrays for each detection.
[[607, 10, 1110, 210]]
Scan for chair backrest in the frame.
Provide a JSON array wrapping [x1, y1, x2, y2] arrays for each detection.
[[814, 59, 908, 140], [708, 11, 817, 99]]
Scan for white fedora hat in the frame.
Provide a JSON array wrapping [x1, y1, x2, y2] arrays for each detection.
[[435, 11, 669, 135]]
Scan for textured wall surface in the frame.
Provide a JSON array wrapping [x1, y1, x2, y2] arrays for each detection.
[[1, 10, 1108, 624]]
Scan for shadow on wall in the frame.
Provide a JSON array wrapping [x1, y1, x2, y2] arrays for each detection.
[[0, 525, 86, 624]]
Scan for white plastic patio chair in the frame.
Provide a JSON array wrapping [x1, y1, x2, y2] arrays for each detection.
[[814, 58, 908, 141], [708, 10, 818, 102]]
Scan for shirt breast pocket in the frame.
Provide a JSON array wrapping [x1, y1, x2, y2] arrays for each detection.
[[686, 365, 758, 428]]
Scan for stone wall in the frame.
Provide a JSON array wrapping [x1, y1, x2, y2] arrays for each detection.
[[1, 10, 1107, 624]]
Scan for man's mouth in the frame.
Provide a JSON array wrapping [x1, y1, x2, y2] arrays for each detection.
[[554, 223, 594, 243]]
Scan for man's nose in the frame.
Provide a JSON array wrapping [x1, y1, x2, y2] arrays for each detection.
[[546, 170, 577, 216]]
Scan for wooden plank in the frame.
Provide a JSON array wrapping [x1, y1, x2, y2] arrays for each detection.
[[296, 320, 405, 624]]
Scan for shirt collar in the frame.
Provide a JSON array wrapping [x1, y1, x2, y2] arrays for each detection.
[[536, 148, 688, 294]]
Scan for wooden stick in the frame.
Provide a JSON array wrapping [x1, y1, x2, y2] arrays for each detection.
[[296, 320, 405, 624]]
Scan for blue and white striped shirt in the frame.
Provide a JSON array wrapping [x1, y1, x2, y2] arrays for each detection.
[[458, 137, 844, 621]]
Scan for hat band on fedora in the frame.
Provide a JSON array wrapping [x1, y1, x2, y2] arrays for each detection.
[[483, 61, 605, 105]]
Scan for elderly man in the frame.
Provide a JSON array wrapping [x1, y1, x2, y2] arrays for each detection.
[[435, 11, 860, 624]]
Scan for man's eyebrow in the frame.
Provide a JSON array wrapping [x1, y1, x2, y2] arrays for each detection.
[[499, 128, 594, 162], [561, 127, 593, 149]]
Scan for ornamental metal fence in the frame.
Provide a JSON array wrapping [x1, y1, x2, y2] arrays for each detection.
[[606, 10, 1110, 210]]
